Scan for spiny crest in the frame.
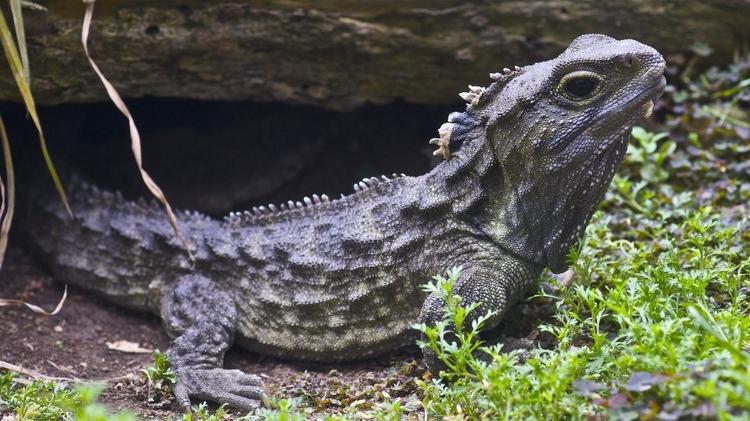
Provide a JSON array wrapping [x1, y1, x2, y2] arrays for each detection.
[[488, 65, 522, 83], [180, 208, 211, 222], [225, 195, 329, 225], [457, 65, 522, 108], [458, 85, 485, 107], [224, 173, 408, 225], [75, 177, 189, 218], [352, 173, 404, 192], [475, 65, 523, 108], [478, 65, 524, 108], [430, 65, 524, 160]]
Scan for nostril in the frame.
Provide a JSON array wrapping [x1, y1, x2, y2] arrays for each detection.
[[620, 54, 635, 68], [145, 25, 160, 36]]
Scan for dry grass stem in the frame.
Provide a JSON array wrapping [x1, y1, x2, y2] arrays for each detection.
[[81, 0, 195, 263]]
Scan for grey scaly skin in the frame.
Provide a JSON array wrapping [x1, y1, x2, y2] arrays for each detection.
[[22, 34, 665, 411]]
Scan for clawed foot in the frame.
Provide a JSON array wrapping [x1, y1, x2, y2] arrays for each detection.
[[173, 367, 264, 412]]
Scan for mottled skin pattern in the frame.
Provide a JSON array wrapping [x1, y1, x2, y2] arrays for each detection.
[[23, 35, 665, 411]]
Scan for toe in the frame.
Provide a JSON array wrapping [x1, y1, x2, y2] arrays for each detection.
[[231, 385, 264, 400], [172, 366, 265, 412], [215, 392, 262, 412], [237, 373, 263, 386]]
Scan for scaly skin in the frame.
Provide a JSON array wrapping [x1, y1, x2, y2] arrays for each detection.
[[23, 34, 665, 410]]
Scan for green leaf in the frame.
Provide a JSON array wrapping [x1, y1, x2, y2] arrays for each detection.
[[688, 132, 702, 148], [651, 132, 669, 143], [643, 138, 658, 154], [713, 78, 750, 98], [687, 304, 747, 362], [8, 0, 29, 81], [630, 126, 649, 143], [655, 140, 676, 165]]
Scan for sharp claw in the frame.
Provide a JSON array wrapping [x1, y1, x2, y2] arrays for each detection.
[[217, 393, 262, 412], [238, 374, 263, 386], [232, 385, 264, 400]]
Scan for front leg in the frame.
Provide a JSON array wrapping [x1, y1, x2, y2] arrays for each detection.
[[419, 254, 542, 372], [161, 274, 263, 411]]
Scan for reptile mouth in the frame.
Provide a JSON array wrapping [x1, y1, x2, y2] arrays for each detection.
[[547, 72, 666, 156], [612, 72, 666, 123], [641, 75, 666, 118]]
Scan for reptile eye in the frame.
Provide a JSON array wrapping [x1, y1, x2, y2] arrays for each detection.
[[565, 77, 597, 97], [558, 71, 604, 101]]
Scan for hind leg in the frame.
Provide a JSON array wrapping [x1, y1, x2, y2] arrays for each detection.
[[161, 274, 263, 411]]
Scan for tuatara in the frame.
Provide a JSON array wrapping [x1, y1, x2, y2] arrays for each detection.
[[24, 34, 665, 410]]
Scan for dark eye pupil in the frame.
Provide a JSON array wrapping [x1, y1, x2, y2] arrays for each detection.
[[565, 77, 598, 98]]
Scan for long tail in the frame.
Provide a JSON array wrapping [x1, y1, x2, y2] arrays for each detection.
[[20, 173, 201, 313]]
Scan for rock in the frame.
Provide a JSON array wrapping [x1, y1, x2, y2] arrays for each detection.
[[1, 1, 748, 109]]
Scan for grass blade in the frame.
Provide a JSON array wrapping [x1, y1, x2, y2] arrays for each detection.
[[0, 7, 71, 216], [81, 0, 194, 262], [0, 115, 14, 269], [8, 0, 29, 81]]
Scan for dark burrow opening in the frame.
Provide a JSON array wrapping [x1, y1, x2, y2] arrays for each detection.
[[1, 98, 458, 217]]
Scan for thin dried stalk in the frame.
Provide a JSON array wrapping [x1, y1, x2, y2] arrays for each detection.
[[0, 115, 14, 269], [0, 360, 74, 383], [0, 6, 70, 216], [20, 2, 47, 12], [0, 285, 67, 315], [81, 0, 194, 262]]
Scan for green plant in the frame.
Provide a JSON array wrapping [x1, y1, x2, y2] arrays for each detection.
[[414, 267, 494, 382], [364, 400, 405, 421], [0, 372, 75, 421], [64, 383, 137, 421], [627, 127, 676, 185], [180, 402, 227, 421], [140, 350, 176, 403], [0, 372, 135, 421], [256, 397, 306, 421]]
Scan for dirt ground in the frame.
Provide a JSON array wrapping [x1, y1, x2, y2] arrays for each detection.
[[0, 243, 554, 419]]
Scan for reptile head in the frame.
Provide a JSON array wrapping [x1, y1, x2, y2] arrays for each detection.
[[474, 34, 666, 272]]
